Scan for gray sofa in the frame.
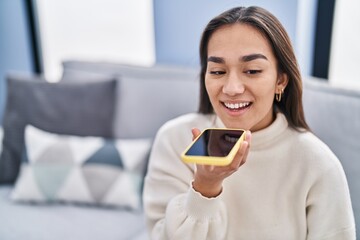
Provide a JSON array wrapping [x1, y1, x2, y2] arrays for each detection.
[[0, 60, 358, 239], [302, 77, 359, 238]]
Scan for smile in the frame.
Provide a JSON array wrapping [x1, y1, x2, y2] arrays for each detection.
[[223, 102, 251, 110]]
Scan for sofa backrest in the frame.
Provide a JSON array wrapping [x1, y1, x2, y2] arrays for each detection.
[[62, 61, 200, 139], [303, 77, 360, 235]]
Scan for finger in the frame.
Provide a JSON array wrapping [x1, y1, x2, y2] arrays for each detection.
[[239, 141, 249, 166], [245, 130, 252, 147], [239, 131, 251, 166], [191, 128, 201, 141], [204, 164, 215, 172], [229, 141, 248, 169], [229, 131, 251, 168]]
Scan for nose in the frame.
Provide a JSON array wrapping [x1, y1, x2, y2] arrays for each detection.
[[222, 72, 245, 96]]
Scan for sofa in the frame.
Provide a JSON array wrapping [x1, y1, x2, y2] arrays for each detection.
[[0, 60, 358, 239], [0, 61, 199, 240], [302, 77, 359, 238]]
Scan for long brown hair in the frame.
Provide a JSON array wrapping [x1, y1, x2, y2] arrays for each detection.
[[198, 6, 310, 131]]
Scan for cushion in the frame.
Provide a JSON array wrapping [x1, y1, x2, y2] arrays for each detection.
[[0, 186, 147, 240], [115, 76, 199, 138], [11, 125, 152, 210], [0, 74, 117, 184]]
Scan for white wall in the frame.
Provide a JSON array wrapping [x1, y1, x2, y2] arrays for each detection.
[[329, 0, 360, 89], [36, 0, 155, 81]]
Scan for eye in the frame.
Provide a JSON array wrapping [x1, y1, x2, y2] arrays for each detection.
[[209, 71, 226, 75], [245, 70, 262, 74]]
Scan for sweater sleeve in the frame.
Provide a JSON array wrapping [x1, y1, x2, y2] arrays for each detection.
[[143, 121, 228, 240], [306, 159, 356, 240]]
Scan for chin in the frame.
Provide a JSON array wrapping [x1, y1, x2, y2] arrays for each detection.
[[223, 119, 250, 130]]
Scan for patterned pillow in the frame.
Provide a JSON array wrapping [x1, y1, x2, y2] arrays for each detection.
[[11, 125, 152, 210]]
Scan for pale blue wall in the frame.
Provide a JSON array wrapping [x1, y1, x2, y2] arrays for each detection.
[[154, 0, 299, 67], [0, 0, 34, 123]]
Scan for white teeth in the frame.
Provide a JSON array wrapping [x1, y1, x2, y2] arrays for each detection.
[[224, 102, 250, 109]]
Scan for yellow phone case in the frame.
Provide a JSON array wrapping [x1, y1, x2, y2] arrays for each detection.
[[181, 128, 246, 166]]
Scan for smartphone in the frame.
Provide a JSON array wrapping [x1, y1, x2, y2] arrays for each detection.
[[181, 128, 246, 166]]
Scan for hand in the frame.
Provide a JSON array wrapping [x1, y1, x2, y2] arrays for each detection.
[[191, 128, 251, 198]]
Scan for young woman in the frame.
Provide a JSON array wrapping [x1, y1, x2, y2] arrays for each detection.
[[143, 6, 355, 239]]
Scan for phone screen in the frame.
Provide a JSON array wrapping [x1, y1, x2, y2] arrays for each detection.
[[184, 129, 244, 157]]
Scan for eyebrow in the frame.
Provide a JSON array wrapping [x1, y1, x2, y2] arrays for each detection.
[[241, 53, 268, 62], [207, 56, 224, 63], [207, 53, 268, 63]]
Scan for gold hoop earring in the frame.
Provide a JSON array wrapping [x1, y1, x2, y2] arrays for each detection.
[[276, 88, 284, 102]]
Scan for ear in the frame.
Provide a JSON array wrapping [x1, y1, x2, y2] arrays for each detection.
[[276, 73, 289, 92]]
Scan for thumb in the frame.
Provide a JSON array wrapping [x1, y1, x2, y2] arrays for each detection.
[[191, 128, 201, 141]]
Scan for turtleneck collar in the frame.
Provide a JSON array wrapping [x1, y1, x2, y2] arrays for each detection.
[[213, 112, 289, 150]]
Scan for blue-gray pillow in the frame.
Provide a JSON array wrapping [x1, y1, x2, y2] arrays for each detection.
[[0, 74, 117, 184]]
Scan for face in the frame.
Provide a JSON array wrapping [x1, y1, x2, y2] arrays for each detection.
[[205, 23, 288, 131]]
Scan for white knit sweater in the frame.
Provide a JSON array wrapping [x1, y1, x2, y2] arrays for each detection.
[[143, 113, 355, 240]]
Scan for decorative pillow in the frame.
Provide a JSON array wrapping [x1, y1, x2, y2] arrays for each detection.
[[11, 125, 152, 210], [0, 74, 117, 184]]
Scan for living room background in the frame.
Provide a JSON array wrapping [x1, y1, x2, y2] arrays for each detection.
[[0, 0, 357, 124]]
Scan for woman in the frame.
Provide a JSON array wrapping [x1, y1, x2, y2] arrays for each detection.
[[143, 6, 355, 239]]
